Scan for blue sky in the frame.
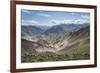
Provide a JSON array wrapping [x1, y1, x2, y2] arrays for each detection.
[[21, 9, 90, 26]]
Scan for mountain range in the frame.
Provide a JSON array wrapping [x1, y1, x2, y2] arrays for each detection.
[[21, 23, 90, 56], [21, 23, 89, 36]]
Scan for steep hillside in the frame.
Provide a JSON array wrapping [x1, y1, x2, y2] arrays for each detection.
[[21, 25, 43, 37], [21, 24, 90, 62]]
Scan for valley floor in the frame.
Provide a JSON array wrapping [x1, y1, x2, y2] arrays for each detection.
[[21, 45, 90, 62]]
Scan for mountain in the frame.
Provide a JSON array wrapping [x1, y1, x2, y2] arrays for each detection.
[[21, 24, 90, 62], [58, 25, 90, 54], [43, 25, 64, 35], [34, 25, 51, 31], [43, 23, 89, 35], [21, 25, 90, 53], [59, 23, 89, 31], [21, 38, 37, 56], [21, 25, 43, 37], [21, 23, 89, 36], [21, 38, 57, 56]]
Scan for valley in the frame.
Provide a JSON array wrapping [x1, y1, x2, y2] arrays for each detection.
[[21, 24, 90, 62]]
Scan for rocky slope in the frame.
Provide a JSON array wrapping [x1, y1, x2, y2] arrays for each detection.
[[21, 24, 90, 56]]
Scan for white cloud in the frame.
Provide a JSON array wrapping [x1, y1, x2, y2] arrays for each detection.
[[49, 19, 73, 24], [37, 13, 52, 18], [74, 19, 89, 24], [49, 19, 89, 25], [81, 15, 90, 19], [22, 20, 38, 25], [22, 10, 31, 14]]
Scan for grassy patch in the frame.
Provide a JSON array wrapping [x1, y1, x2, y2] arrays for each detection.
[[21, 47, 90, 63]]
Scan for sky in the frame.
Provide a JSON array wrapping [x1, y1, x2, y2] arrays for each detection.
[[21, 9, 90, 26]]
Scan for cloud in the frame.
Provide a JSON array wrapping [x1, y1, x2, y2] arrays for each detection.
[[81, 15, 90, 19], [22, 10, 31, 14], [49, 19, 73, 24], [22, 20, 38, 25], [36, 13, 52, 18], [49, 19, 89, 25], [74, 19, 89, 24]]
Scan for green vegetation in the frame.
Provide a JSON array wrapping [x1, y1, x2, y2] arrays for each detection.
[[21, 45, 90, 63]]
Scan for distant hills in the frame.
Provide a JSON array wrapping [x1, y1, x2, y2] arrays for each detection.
[[21, 23, 89, 36], [21, 25, 43, 36], [44, 23, 89, 34]]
